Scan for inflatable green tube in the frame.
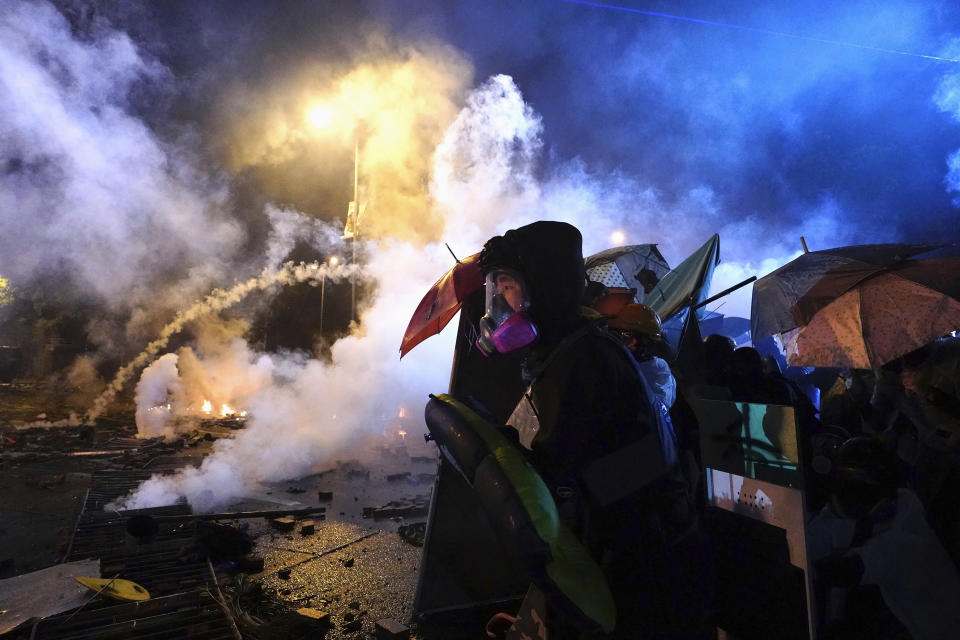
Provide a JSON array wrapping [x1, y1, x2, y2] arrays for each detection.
[[425, 393, 616, 634]]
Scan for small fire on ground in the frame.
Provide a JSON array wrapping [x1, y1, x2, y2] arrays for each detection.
[[148, 399, 247, 419]]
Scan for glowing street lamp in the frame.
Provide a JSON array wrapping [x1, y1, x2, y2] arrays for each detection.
[[307, 104, 334, 129], [345, 139, 361, 325], [306, 102, 361, 324]]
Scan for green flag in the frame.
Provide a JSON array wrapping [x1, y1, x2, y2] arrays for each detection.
[[646, 234, 720, 320]]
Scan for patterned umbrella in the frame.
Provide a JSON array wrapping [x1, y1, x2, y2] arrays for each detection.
[[751, 243, 938, 340], [584, 244, 670, 304], [759, 246, 960, 369]]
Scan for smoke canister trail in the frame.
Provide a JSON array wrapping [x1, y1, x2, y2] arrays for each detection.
[[85, 260, 360, 423]]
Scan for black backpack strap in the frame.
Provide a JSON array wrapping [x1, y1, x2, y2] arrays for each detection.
[[526, 322, 682, 508]]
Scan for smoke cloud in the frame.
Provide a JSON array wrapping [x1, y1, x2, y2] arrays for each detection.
[[88, 258, 360, 422], [135, 353, 182, 440], [121, 72, 800, 510], [7, 2, 960, 511], [0, 1, 246, 355], [216, 38, 474, 244]]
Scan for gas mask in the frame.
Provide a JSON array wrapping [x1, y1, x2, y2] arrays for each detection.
[[476, 268, 538, 356]]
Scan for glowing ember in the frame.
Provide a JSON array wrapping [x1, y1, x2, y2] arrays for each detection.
[[220, 404, 235, 417], [397, 407, 406, 418], [201, 400, 212, 414], [398, 429, 407, 440]]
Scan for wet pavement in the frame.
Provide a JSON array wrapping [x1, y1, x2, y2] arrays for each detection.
[[252, 520, 421, 638], [1, 387, 442, 638]]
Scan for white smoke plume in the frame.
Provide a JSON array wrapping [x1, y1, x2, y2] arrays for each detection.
[[0, 1, 245, 348], [135, 353, 183, 440], [132, 341, 277, 440], [119, 72, 854, 510], [88, 259, 360, 423], [263, 204, 347, 271], [934, 38, 960, 203]]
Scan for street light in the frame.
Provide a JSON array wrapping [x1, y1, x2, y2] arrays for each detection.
[[306, 102, 362, 324], [307, 104, 334, 129], [319, 255, 339, 337]]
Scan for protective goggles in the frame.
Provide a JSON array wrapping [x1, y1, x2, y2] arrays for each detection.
[[476, 269, 537, 355]]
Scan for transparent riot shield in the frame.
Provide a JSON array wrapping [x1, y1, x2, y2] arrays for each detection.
[[691, 399, 817, 640], [412, 287, 529, 624]]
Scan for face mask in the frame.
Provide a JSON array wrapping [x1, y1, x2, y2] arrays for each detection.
[[476, 269, 538, 356]]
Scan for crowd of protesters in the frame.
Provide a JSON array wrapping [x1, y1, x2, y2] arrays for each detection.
[[469, 219, 960, 639], [674, 328, 960, 640]]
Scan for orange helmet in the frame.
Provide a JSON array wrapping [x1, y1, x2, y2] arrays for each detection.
[[608, 303, 662, 340]]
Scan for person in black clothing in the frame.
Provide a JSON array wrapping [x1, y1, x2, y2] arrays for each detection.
[[478, 220, 712, 639]]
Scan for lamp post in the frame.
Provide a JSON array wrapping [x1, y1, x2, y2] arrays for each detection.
[[350, 140, 359, 324], [306, 102, 363, 323], [320, 255, 338, 336]]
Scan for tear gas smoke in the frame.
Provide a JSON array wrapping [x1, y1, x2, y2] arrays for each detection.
[[218, 38, 473, 244], [135, 353, 182, 440], [119, 73, 820, 511], [934, 38, 960, 204], [0, 1, 245, 356], [11, 3, 939, 511], [87, 260, 360, 423], [133, 341, 266, 440]]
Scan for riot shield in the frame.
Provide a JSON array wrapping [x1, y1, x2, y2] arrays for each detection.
[[412, 287, 529, 621], [691, 399, 817, 640]]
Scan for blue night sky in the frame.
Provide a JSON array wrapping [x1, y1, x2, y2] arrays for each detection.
[[3, 0, 960, 337], [387, 0, 960, 244], [122, 0, 960, 245]]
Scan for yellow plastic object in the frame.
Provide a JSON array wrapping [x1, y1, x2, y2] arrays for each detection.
[[75, 576, 150, 602]]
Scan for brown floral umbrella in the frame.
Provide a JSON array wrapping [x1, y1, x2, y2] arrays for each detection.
[[770, 248, 960, 369]]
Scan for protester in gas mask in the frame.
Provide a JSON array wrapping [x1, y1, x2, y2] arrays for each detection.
[[478, 220, 713, 639]]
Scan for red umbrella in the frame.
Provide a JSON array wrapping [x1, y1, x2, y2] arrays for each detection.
[[400, 252, 484, 358]]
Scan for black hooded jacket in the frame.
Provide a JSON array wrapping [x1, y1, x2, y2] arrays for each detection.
[[481, 221, 683, 512], [481, 221, 585, 353], [481, 221, 710, 636]]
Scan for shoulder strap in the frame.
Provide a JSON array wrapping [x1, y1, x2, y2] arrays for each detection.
[[524, 319, 604, 384]]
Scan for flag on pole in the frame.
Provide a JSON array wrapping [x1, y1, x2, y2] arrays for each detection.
[[342, 201, 366, 239]]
